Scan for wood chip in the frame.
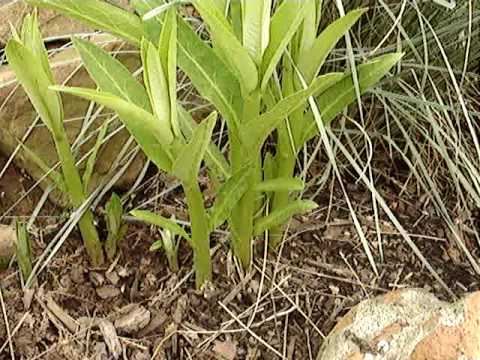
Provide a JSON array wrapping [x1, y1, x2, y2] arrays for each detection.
[[114, 304, 150, 334], [46, 294, 78, 333], [98, 320, 122, 360]]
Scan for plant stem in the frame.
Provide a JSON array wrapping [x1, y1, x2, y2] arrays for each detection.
[[229, 89, 261, 268], [183, 181, 212, 288], [54, 132, 104, 266], [269, 153, 296, 248]]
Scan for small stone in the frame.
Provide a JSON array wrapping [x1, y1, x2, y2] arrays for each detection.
[[92, 342, 109, 360], [96, 286, 120, 299], [131, 349, 150, 360], [105, 271, 120, 285], [70, 265, 85, 284], [114, 305, 150, 334], [117, 267, 130, 278], [60, 274, 72, 289], [89, 272, 105, 287]]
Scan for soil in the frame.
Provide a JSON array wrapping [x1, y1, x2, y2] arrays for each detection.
[[1, 149, 479, 360]]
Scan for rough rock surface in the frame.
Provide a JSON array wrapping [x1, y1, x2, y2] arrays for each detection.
[[0, 0, 131, 45], [0, 224, 15, 269], [317, 288, 480, 360]]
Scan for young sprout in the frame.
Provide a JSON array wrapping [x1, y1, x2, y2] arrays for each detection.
[[104, 193, 128, 261], [149, 217, 179, 273]]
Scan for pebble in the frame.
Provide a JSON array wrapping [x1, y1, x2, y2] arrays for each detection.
[[96, 285, 120, 299]]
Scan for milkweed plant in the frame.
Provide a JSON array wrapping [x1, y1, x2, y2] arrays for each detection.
[[10, 0, 402, 288]]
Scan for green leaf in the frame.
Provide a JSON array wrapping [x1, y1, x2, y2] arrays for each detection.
[[73, 37, 150, 110], [260, 0, 308, 91], [5, 40, 62, 133], [177, 106, 231, 179], [82, 122, 108, 192], [104, 193, 125, 260], [212, 0, 228, 14], [21, 13, 55, 86], [302, 53, 403, 145], [131, 0, 165, 42], [253, 177, 304, 192], [172, 112, 217, 183], [159, 7, 180, 137], [193, 0, 258, 94], [177, 17, 241, 128], [142, 40, 174, 144], [298, 8, 367, 84], [52, 86, 174, 171], [25, 0, 145, 45], [131, 210, 191, 243], [298, 0, 317, 56], [15, 221, 33, 281], [253, 200, 318, 235], [209, 165, 253, 229], [240, 73, 343, 151], [241, 0, 272, 65], [263, 151, 276, 181]]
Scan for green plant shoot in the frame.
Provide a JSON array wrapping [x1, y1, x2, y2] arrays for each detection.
[[5, 13, 104, 266], [28, 0, 402, 281], [104, 193, 128, 261]]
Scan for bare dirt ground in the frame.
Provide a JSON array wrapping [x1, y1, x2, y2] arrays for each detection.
[[1, 150, 479, 360]]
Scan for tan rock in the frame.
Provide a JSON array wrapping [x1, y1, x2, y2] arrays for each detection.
[[0, 0, 131, 45], [0, 224, 16, 269], [317, 288, 480, 360], [0, 34, 145, 205]]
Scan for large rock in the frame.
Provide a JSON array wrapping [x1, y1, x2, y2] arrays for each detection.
[[0, 0, 131, 45], [0, 0, 144, 203], [318, 288, 480, 360]]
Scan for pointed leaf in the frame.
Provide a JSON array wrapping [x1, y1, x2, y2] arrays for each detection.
[[5, 40, 62, 133], [254, 200, 318, 235], [193, 0, 258, 93], [177, 106, 231, 179], [253, 177, 304, 192], [105, 193, 126, 260], [260, 0, 308, 91], [240, 73, 343, 151], [142, 40, 174, 143], [15, 221, 33, 280], [242, 0, 272, 65], [177, 17, 241, 128], [131, 210, 191, 243], [263, 151, 276, 181], [209, 165, 253, 229], [302, 53, 403, 145], [172, 112, 217, 183], [159, 7, 180, 137], [52, 86, 173, 171], [25, 0, 144, 45], [73, 37, 150, 110], [298, 8, 367, 84], [299, 0, 317, 56], [21, 13, 55, 86]]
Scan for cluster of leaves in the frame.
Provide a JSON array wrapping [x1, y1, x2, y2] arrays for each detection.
[[10, 0, 401, 288]]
